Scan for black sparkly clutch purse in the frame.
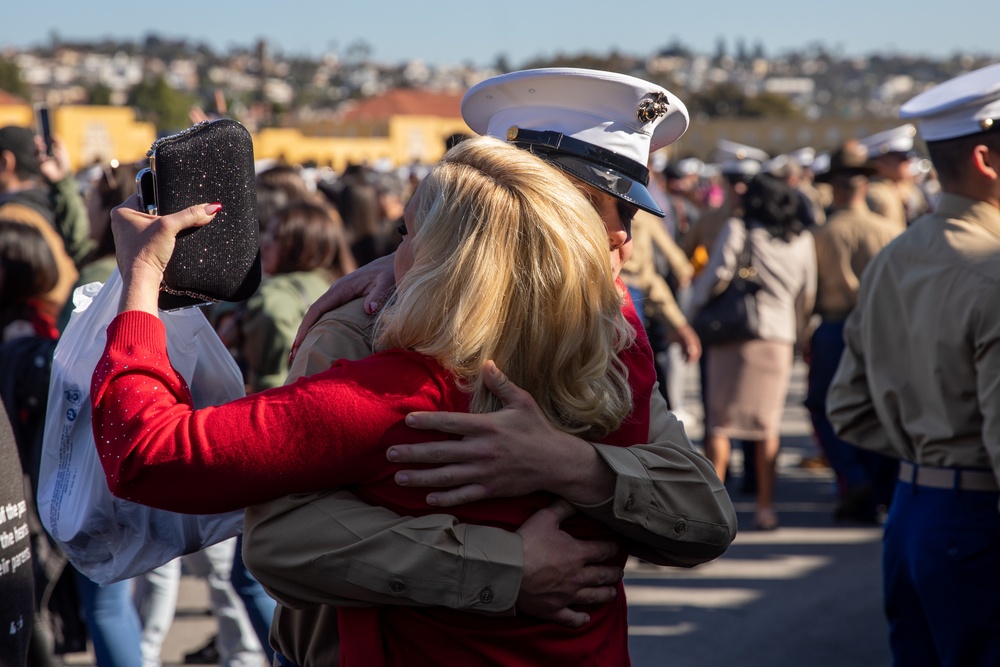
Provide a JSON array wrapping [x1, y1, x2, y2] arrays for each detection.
[[137, 119, 261, 310]]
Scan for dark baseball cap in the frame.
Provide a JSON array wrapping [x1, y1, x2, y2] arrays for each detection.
[[0, 126, 42, 178]]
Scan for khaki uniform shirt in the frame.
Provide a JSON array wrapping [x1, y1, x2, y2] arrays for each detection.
[[812, 203, 900, 320], [828, 194, 1000, 473], [244, 298, 737, 666], [799, 182, 828, 226], [620, 211, 693, 330], [901, 180, 930, 225], [866, 179, 908, 233], [681, 202, 733, 261]]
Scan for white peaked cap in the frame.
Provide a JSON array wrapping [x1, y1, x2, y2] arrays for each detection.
[[462, 68, 689, 215], [789, 147, 816, 168], [859, 124, 917, 158], [900, 62, 1000, 141], [715, 139, 770, 163]]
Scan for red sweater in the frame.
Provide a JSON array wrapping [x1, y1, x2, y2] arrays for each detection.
[[91, 298, 655, 666]]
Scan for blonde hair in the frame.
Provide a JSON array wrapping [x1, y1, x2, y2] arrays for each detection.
[[376, 136, 634, 438]]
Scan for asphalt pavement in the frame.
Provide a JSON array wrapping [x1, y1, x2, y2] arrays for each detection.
[[628, 359, 889, 667], [66, 359, 891, 667]]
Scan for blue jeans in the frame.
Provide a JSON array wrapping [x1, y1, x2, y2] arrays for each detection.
[[73, 569, 141, 667], [232, 534, 277, 663]]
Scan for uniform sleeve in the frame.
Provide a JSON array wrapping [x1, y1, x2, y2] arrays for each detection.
[[637, 272, 688, 330], [827, 302, 894, 456], [575, 389, 737, 567], [649, 218, 695, 286], [972, 288, 1000, 486], [243, 490, 520, 614], [247, 301, 524, 612]]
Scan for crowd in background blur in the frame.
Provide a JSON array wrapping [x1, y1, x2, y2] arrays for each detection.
[[0, 108, 939, 665]]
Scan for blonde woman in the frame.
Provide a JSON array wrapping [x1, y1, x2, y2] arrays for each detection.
[[93, 137, 654, 664]]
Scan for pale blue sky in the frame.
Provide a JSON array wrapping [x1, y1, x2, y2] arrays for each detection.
[[2, 0, 998, 67]]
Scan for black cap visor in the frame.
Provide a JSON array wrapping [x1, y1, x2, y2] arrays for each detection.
[[508, 128, 664, 217], [542, 153, 664, 217]]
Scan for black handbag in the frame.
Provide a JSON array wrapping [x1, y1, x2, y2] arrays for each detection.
[[691, 221, 762, 346], [136, 119, 261, 310]]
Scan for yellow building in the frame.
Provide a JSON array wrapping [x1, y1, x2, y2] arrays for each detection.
[[0, 101, 157, 169], [0, 89, 913, 174], [0, 89, 471, 173]]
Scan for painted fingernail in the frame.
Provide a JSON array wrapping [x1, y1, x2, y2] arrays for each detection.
[[205, 202, 223, 214]]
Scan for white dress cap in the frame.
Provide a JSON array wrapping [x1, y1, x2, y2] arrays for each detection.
[[811, 152, 831, 175], [763, 154, 792, 176], [463, 68, 688, 164], [720, 159, 762, 179], [714, 139, 770, 163], [859, 124, 917, 159], [677, 157, 704, 176], [789, 147, 816, 168], [462, 68, 689, 215], [900, 62, 1000, 141]]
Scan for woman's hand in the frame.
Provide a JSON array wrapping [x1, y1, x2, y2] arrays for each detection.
[[111, 196, 221, 314], [289, 252, 397, 363]]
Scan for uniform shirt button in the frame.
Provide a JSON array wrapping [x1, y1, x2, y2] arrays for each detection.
[[624, 495, 634, 510], [389, 580, 406, 594], [479, 588, 494, 604], [674, 520, 687, 534]]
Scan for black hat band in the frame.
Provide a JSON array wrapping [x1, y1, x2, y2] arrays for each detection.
[[506, 127, 650, 186]]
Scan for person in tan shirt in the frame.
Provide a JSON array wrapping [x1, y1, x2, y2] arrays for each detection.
[[246, 68, 737, 666], [828, 62, 1000, 666], [860, 124, 929, 231], [806, 141, 901, 524], [619, 208, 700, 363]]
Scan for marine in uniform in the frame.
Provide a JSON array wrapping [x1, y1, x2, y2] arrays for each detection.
[[245, 69, 737, 666], [806, 141, 901, 523], [859, 123, 929, 230], [829, 62, 1000, 666]]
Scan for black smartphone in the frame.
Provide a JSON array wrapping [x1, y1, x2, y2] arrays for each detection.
[[135, 168, 157, 215], [34, 103, 54, 157]]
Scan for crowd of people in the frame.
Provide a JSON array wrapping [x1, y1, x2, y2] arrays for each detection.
[[0, 59, 997, 667]]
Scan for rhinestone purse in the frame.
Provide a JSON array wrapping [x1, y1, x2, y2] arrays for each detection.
[[137, 119, 261, 310]]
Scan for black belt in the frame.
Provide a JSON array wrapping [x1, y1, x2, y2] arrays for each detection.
[[898, 461, 999, 492]]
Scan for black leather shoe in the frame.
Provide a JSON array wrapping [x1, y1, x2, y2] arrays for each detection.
[[183, 635, 219, 664]]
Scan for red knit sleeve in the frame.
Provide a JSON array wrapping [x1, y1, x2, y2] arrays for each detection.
[[91, 310, 451, 513]]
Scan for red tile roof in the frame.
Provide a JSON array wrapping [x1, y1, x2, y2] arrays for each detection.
[[339, 89, 464, 121], [0, 89, 26, 105]]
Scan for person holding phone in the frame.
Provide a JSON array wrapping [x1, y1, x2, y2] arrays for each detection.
[[0, 126, 83, 330], [247, 69, 736, 665], [92, 134, 732, 665]]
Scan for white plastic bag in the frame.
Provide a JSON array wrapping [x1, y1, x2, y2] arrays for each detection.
[[38, 270, 246, 584]]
